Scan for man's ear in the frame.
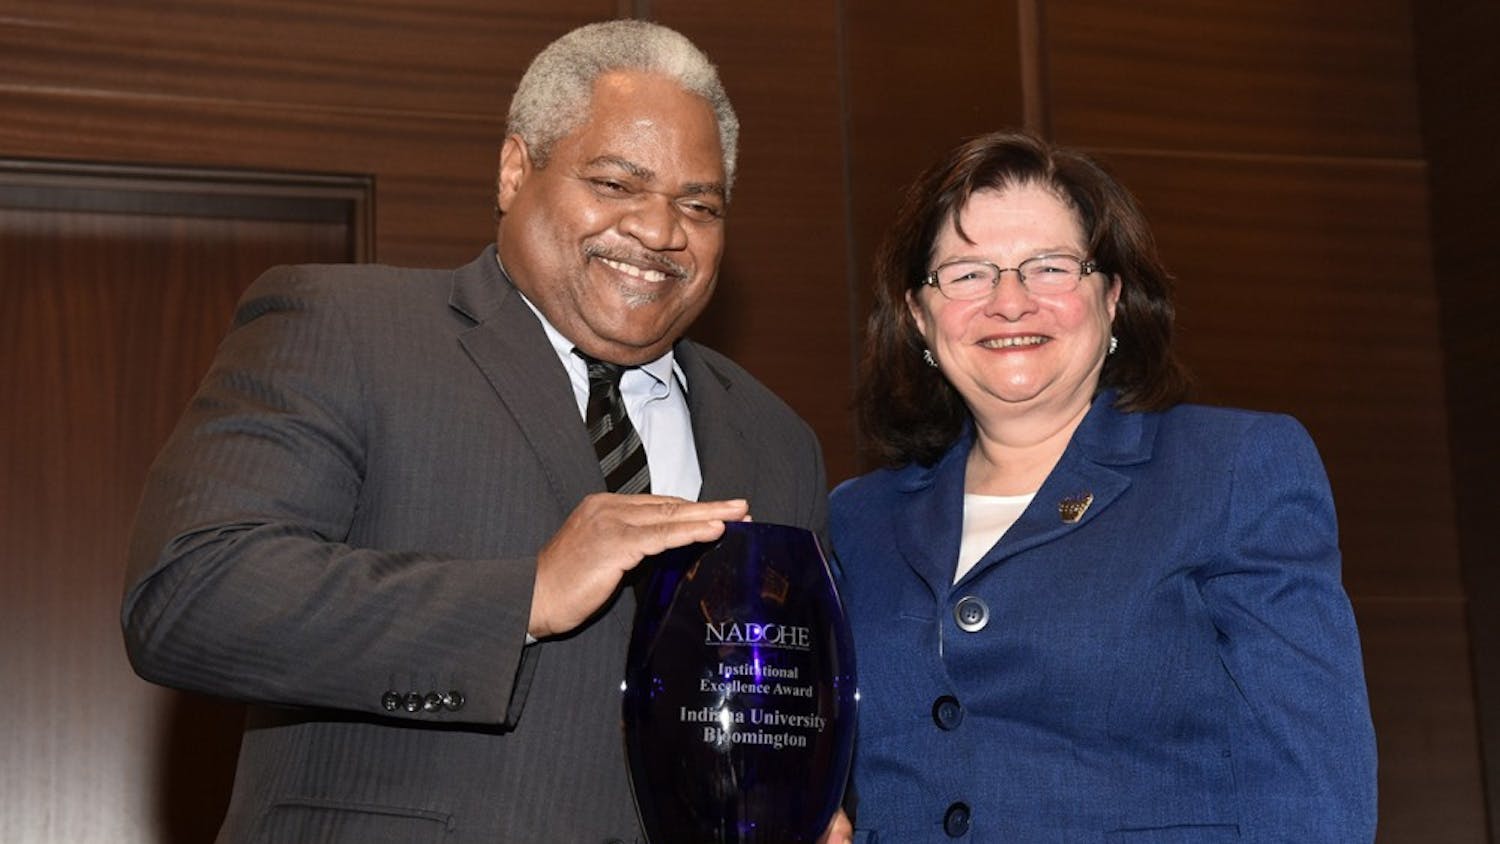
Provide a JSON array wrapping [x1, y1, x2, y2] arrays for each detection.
[[496, 135, 532, 214]]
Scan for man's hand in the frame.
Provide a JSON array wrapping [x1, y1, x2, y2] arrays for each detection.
[[529, 493, 750, 638], [818, 809, 853, 844]]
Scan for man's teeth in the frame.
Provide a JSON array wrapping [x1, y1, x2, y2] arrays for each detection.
[[980, 336, 1046, 349], [601, 257, 669, 282]]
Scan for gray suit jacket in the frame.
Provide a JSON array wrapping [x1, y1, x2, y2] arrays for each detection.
[[122, 246, 829, 843]]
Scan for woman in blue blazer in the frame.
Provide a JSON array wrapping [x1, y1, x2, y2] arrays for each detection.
[[830, 132, 1376, 842]]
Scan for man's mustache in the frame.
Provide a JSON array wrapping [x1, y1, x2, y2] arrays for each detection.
[[585, 244, 689, 280]]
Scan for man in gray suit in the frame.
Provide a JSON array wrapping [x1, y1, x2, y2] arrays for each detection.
[[123, 20, 833, 843]]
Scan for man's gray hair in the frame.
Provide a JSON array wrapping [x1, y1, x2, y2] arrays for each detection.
[[507, 19, 740, 194]]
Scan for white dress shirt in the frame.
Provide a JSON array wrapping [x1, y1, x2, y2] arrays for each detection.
[[517, 293, 703, 502], [955, 492, 1035, 583]]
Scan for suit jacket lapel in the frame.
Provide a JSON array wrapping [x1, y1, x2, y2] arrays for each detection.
[[676, 342, 753, 503], [450, 247, 602, 513]]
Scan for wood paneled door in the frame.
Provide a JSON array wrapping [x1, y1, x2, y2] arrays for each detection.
[[0, 160, 369, 841]]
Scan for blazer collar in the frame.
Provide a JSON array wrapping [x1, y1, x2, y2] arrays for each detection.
[[451, 246, 604, 513], [674, 343, 753, 502], [893, 390, 1157, 595], [448, 244, 509, 324]]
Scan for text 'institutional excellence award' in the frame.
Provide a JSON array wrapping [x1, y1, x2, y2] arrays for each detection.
[[622, 521, 858, 843]]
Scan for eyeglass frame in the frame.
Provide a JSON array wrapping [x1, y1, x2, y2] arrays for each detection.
[[920, 254, 1100, 300]]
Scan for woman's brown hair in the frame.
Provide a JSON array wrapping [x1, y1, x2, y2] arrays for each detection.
[[857, 130, 1191, 467]]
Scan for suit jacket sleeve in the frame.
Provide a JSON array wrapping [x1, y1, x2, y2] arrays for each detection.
[[121, 265, 534, 726], [1198, 414, 1378, 841]]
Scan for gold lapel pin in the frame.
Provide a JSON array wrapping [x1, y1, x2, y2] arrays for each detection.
[[1058, 492, 1094, 524]]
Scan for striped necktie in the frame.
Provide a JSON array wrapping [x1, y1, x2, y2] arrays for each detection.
[[577, 351, 652, 495]]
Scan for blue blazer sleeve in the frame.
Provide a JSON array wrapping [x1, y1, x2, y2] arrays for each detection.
[[1198, 414, 1377, 841]]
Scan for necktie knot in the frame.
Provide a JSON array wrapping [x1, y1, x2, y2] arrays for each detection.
[[578, 353, 627, 389]]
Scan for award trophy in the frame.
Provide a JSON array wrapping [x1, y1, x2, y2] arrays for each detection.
[[621, 522, 857, 843]]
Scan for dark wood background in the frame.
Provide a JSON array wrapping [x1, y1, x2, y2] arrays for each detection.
[[1, 0, 1493, 840]]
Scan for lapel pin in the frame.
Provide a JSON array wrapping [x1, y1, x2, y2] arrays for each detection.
[[1058, 492, 1094, 524]]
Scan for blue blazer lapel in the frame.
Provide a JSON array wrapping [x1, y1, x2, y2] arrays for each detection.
[[983, 458, 1131, 569], [892, 443, 970, 599], [449, 248, 602, 513], [896, 394, 1158, 589], [966, 396, 1155, 581]]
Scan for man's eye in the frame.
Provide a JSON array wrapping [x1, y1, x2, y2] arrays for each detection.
[[679, 201, 723, 222], [589, 178, 630, 194]]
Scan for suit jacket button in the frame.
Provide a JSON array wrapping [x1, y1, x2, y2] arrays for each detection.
[[381, 691, 402, 712], [943, 801, 972, 837], [403, 692, 423, 713], [954, 596, 989, 632], [423, 692, 444, 712], [444, 690, 465, 711], [932, 695, 963, 730]]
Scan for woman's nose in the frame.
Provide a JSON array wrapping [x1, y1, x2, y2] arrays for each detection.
[[981, 270, 1038, 318]]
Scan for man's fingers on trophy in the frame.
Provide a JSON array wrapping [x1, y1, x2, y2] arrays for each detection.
[[618, 497, 747, 528], [680, 498, 749, 523], [639, 517, 729, 555]]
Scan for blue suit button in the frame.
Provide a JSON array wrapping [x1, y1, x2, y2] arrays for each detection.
[[403, 692, 423, 713], [423, 692, 444, 712], [380, 691, 401, 712], [443, 690, 466, 711], [954, 596, 989, 632], [943, 801, 971, 837], [932, 695, 963, 730]]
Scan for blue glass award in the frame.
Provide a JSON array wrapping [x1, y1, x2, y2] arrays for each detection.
[[622, 522, 857, 843]]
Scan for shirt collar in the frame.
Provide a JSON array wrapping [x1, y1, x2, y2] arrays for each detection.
[[499, 252, 684, 390]]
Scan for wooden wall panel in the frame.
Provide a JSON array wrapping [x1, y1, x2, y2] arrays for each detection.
[[842, 0, 1026, 349], [0, 77, 496, 266], [1046, 0, 1423, 158], [0, 3, 622, 268], [1414, 0, 1500, 836], [1, 0, 606, 119], [842, 0, 1027, 232], [1358, 598, 1488, 842], [649, 1, 857, 480], [0, 186, 360, 841]]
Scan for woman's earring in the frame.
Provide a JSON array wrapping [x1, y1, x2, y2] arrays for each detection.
[[922, 349, 938, 368], [1108, 335, 1119, 356]]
